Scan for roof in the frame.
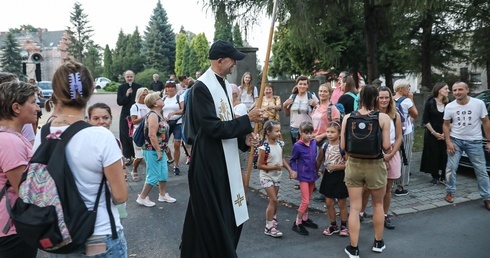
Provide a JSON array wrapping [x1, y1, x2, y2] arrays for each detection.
[[0, 30, 65, 49]]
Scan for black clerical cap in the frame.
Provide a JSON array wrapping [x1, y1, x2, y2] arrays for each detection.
[[208, 40, 246, 61]]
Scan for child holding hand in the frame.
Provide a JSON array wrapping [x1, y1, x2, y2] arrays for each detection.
[[258, 120, 297, 238]]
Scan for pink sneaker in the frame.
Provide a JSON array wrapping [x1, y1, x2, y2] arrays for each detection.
[[339, 225, 349, 236]]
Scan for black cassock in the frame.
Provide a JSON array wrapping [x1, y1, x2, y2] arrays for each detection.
[[180, 76, 252, 258]]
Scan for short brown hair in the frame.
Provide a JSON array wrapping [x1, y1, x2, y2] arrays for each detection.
[[0, 81, 38, 120]]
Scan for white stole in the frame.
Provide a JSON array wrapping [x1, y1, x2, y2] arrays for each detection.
[[199, 68, 249, 226]]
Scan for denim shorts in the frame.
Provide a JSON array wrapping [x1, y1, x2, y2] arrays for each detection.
[[49, 229, 127, 258], [168, 121, 182, 140]]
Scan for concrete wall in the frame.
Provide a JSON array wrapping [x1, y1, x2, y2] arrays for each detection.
[[227, 47, 258, 85]]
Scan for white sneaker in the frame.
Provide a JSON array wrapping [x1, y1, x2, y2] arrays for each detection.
[[136, 195, 156, 207], [158, 193, 176, 203]]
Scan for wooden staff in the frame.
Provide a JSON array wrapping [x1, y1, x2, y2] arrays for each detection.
[[245, 0, 280, 188]]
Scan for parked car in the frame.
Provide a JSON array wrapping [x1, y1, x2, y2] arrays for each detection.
[[37, 81, 52, 108], [459, 89, 490, 173], [94, 77, 111, 89]]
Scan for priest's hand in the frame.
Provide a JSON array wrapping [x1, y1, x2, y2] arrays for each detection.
[[246, 133, 259, 147], [248, 108, 264, 123]]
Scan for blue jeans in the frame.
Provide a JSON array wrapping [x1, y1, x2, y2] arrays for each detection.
[[290, 127, 299, 145], [445, 137, 490, 200], [50, 230, 127, 258]]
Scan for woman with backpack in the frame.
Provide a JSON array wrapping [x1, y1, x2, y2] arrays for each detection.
[[311, 83, 341, 147], [129, 88, 150, 182], [162, 80, 184, 176], [33, 61, 128, 257], [283, 76, 319, 145], [338, 76, 359, 114], [0, 80, 39, 258], [136, 92, 176, 207], [341, 85, 391, 257], [254, 82, 282, 139], [393, 79, 418, 196]]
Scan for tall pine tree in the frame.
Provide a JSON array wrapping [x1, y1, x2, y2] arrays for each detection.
[[66, 1, 94, 62], [103, 45, 113, 79], [174, 33, 188, 76], [191, 33, 210, 73], [213, 3, 233, 43], [0, 32, 23, 79], [144, 0, 175, 75], [233, 23, 244, 47]]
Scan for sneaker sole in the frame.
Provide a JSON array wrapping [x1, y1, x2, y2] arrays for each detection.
[[394, 193, 408, 197], [292, 227, 309, 235], [339, 232, 349, 237], [136, 200, 156, 207], [372, 245, 386, 253], [264, 232, 283, 238], [345, 248, 360, 258], [158, 199, 176, 203]]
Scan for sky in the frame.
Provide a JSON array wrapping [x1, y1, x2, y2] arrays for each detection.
[[1, 0, 272, 63]]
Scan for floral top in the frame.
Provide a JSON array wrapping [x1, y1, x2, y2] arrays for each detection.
[[142, 111, 169, 151]]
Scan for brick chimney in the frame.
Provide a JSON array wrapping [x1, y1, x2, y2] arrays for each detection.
[[37, 28, 42, 44]]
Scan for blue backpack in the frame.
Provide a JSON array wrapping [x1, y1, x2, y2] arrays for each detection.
[[133, 111, 161, 147], [395, 96, 407, 134], [327, 103, 346, 123], [345, 92, 359, 111]]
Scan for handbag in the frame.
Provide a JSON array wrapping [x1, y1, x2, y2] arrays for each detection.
[[126, 116, 134, 137]]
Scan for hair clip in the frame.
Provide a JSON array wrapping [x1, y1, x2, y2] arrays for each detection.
[[69, 72, 83, 100]]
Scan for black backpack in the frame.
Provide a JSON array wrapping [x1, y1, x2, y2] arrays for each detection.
[[2, 121, 117, 253], [344, 111, 382, 158]]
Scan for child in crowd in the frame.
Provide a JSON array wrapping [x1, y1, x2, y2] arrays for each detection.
[[257, 120, 297, 238], [290, 121, 318, 235], [316, 121, 349, 237]]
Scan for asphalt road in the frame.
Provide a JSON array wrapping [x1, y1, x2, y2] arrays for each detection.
[[39, 94, 490, 258]]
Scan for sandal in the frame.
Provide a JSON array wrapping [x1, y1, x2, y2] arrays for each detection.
[[294, 184, 300, 190], [131, 171, 140, 182]]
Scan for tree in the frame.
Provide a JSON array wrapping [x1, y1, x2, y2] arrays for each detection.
[[190, 33, 210, 73], [175, 33, 188, 76], [103, 45, 113, 80], [144, 0, 176, 75], [0, 32, 23, 78], [9, 25, 37, 33], [84, 43, 103, 78], [126, 28, 145, 74], [233, 23, 244, 47], [213, 3, 233, 43], [65, 1, 94, 62], [111, 30, 130, 81]]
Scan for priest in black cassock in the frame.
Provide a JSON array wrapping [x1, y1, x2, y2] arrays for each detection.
[[116, 70, 141, 164], [180, 40, 264, 258]]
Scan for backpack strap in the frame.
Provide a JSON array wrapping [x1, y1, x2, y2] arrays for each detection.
[[0, 183, 12, 234], [327, 103, 333, 122], [104, 181, 118, 239], [59, 121, 92, 142]]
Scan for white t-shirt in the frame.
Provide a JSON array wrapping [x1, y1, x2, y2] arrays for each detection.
[[33, 126, 123, 235], [163, 95, 183, 123], [259, 141, 284, 183], [238, 86, 258, 109], [130, 103, 150, 130], [443, 97, 488, 141], [233, 103, 248, 117], [395, 97, 414, 135], [289, 93, 319, 128]]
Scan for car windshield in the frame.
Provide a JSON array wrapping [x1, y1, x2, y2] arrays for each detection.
[[38, 82, 52, 90]]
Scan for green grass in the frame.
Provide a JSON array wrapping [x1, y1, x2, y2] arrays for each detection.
[[412, 126, 425, 152]]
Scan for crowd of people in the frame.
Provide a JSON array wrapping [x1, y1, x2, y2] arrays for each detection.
[[1, 39, 490, 258]]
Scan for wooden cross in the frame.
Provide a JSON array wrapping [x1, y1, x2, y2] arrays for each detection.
[[234, 194, 244, 207]]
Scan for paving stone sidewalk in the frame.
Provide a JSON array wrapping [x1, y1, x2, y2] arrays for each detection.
[[249, 152, 482, 216]]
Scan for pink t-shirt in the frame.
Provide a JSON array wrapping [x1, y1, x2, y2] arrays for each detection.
[[312, 103, 340, 136], [0, 126, 33, 237], [330, 86, 344, 105]]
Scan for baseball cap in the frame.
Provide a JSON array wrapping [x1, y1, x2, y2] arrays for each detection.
[[208, 40, 246, 61]]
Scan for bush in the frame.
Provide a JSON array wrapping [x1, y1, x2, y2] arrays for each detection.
[[135, 68, 167, 89], [103, 82, 121, 92]]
